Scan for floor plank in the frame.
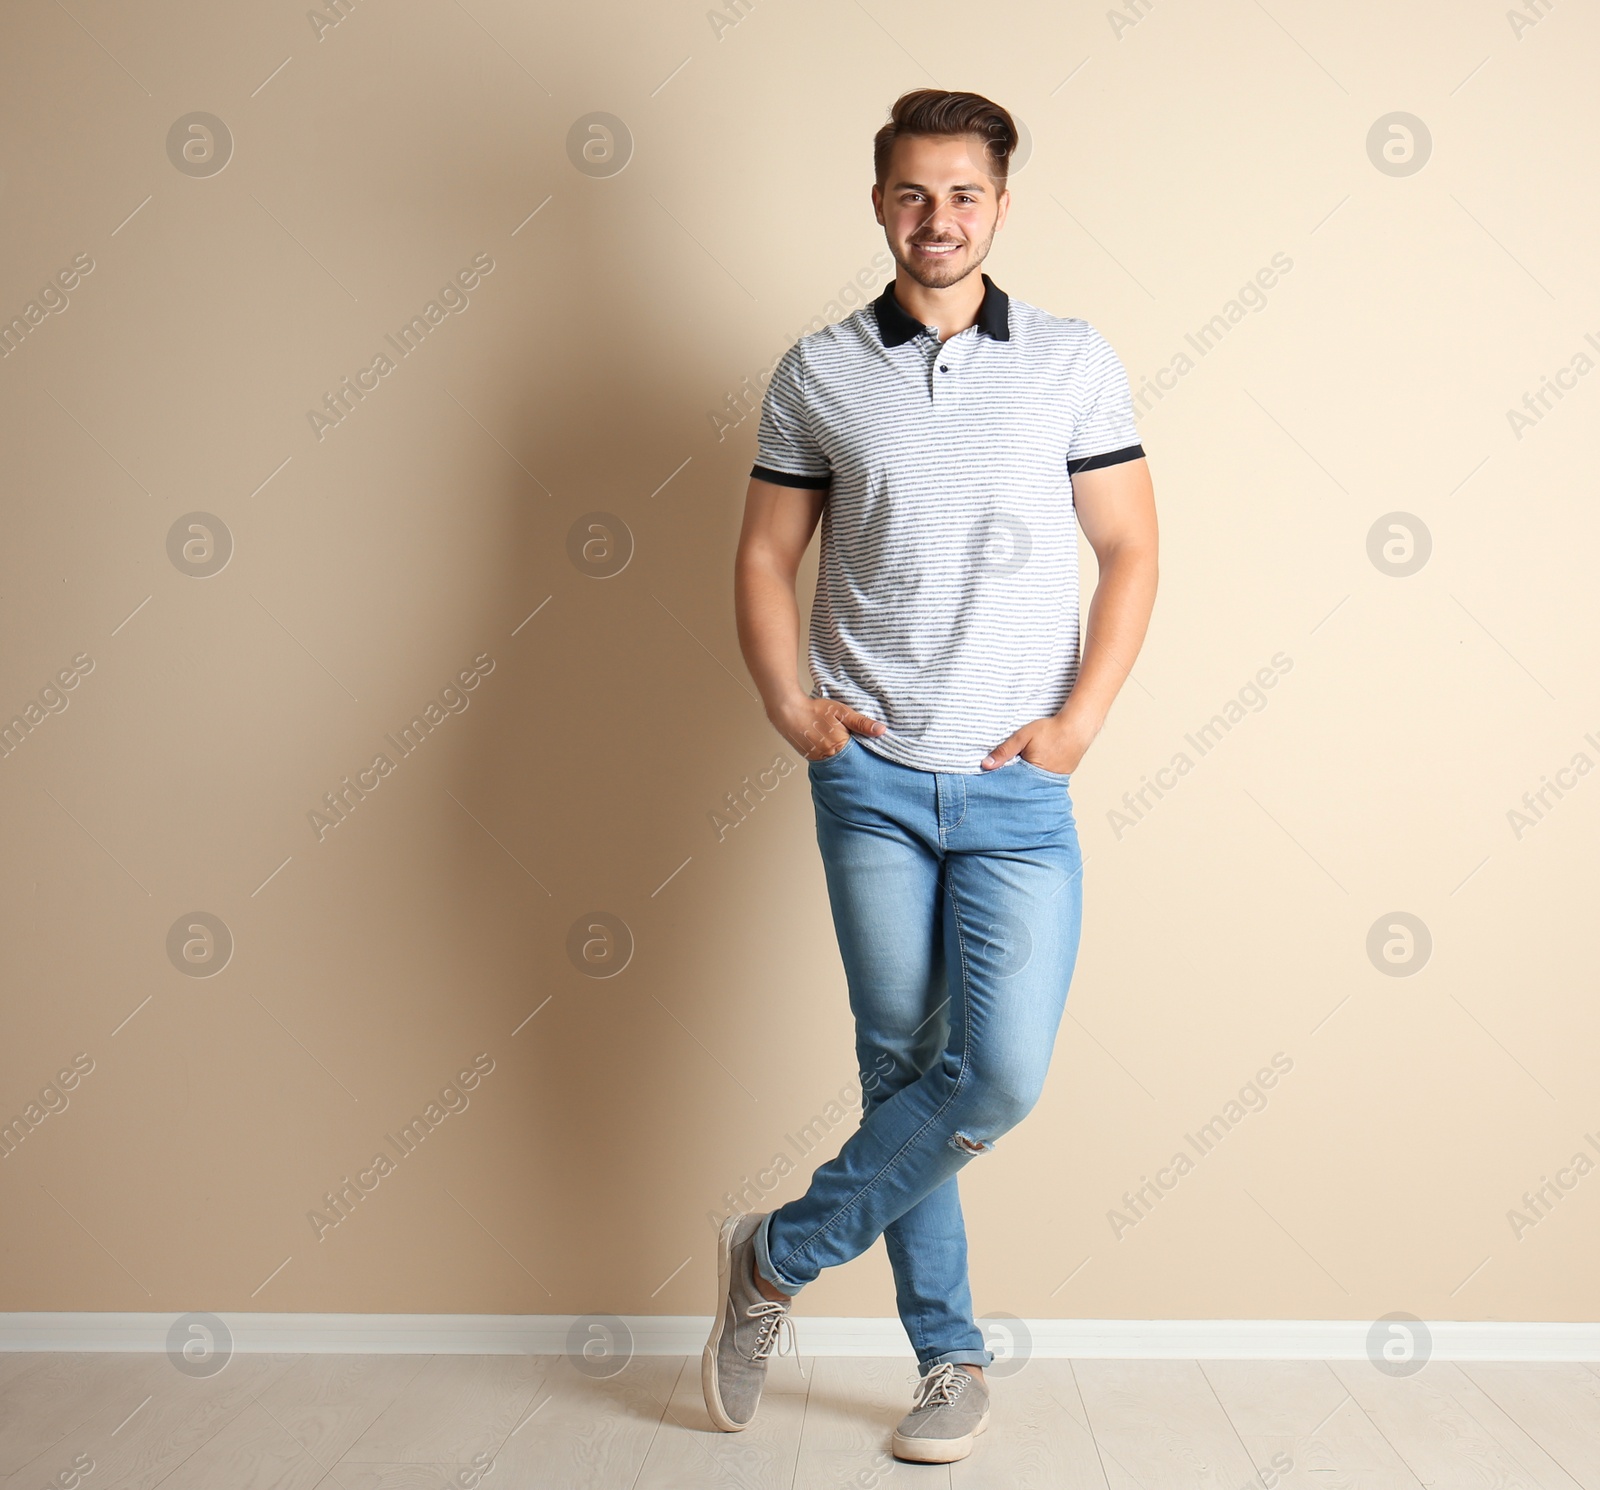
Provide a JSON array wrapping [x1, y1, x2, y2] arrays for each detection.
[[0, 1352, 169, 1476], [311, 1469, 468, 1490], [341, 1354, 547, 1463], [0, 1352, 1593, 1490], [793, 1356, 931, 1487], [157, 1354, 431, 1490], [1200, 1358, 1422, 1489], [1072, 1359, 1265, 1490], [633, 1349, 810, 1489], [1329, 1357, 1551, 1490], [1, 1352, 304, 1490], [1458, 1363, 1600, 1489], [0, 1357, 46, 1398], [951, 1359, 1108, 1490], [484, 1354, 685, 1488], [261, 1354, 432, 1456], [155, 1399, 326, 1490]]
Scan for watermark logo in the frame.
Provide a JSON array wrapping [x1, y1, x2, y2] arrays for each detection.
[[967, 511, 1032, 581], [1109, 652, 1293, 841], [709, 249, 893, 443], [1366, 113, 1431, 176], [166, 512, 233, 578], [308, 1056, 494, 1241], [1131, 253, 1295, 417], [1507, 1135, 1600, 1238], [1365, 912, 1430, 977], [1366, 1312, 1431, 1376], [166, 113, 233, 178], [1109, 0, 1157, 40], [963, 113, 1034, 178], [308, 653, 496, 843], [1110, 1053, 1295, 1240], [979, 1311, 1033, 1377], [972, 908, 1033, 979], [166, 1311, 232, 1377], [166, 912, 234, 978], [566, 1314, 634, 1378], [710, 753, 798, 842], [444, 1449, 497, 1489], [1507, 734, 1599, 839], [0, 1052, 95, 1162], [705, 1059, 893, 1236], [40, 1451, 93, 1488], [1366, 512, 1430, 577], [1248, 1453, 1294, 1488], [309, 0, 370, 39], [1509, 0, 1558, 39], [0, 251, 96, 361], [567, 113, 632, 178], [0, 651, 94, 762], [307, 254, 496, 441], [1505, 334, 1599, 441], [566, 512, 633, 578], [567, 912, 634, 978]]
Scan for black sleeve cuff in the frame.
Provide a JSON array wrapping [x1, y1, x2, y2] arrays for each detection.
[[1067, 443, 1145, 475], [751, 463, 831, 490]]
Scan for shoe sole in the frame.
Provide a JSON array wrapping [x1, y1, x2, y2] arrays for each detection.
[[701, 1212, 748, 1433], [891, 1405, 991, 1463]]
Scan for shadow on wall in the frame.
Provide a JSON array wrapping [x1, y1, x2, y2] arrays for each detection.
[[427, 152, 823, 1315]]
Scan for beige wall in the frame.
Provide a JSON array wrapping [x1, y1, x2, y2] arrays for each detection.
[[2, 0, 1596, 1330]]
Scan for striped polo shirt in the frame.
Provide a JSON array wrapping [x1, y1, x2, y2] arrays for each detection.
[[751, 272, 1145, 774]]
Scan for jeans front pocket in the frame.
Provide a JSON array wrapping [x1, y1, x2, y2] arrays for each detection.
[[1015, 754, 1071, 782], [807, 735, 859, 770]]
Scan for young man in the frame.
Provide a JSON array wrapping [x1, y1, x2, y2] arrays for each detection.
[[709, 88, 1158, 1463]]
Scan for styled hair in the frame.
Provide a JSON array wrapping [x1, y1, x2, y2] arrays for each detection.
[[872, 89, 1018, 191]]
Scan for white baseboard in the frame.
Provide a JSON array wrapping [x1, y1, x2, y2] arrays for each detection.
[[0, 1314, 1596, 1360]]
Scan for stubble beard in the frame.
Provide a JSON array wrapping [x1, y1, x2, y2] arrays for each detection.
[[893, 223, 996, 291]]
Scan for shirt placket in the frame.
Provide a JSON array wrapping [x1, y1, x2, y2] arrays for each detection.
[[927, 326, 962, 402]]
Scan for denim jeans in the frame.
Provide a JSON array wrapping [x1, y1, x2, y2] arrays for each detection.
[[752, 734, 1084, 1372]]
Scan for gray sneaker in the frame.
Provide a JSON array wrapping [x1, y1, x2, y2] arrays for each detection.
[[701, 1211, 801, 1430], [892, 1361, 991, 1463]]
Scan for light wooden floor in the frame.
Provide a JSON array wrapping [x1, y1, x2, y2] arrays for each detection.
[[1, 1351, 1598, 1489]]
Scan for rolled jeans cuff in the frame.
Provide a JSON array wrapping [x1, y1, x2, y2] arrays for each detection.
[[752, 1210, 806, 1298], [921, 1347, 994, 1372]]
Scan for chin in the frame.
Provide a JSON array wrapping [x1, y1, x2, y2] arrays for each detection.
[[902, 251, 969, 288]]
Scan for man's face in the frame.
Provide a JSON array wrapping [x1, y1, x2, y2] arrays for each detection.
[[873, 133, 1010, 291]]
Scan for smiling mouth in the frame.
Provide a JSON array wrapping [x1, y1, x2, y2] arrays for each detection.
[[912, 241, 961, 255]]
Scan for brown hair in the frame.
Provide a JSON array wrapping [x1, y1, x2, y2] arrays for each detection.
[[872, 89, 1018, 191]]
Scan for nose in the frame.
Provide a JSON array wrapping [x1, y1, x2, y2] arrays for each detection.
[[916, 211, 961, 242]]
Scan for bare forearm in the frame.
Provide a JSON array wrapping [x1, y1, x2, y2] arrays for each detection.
[[735, 557, 809, 718], [1058, 543, 1157, 735]]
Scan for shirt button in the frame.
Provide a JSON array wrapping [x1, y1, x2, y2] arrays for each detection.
[[939, 364, 949, 372]]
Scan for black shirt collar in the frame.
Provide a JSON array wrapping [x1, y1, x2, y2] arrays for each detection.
[[872, 271, 1011, 347]]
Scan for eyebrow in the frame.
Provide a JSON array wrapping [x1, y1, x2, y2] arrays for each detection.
[[891, 180, 989, 194]]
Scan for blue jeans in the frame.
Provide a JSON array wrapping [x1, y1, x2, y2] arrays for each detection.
[[752, 735, 1084, 1372]]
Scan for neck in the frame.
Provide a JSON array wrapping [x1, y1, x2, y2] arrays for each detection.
[[892, 268, 985, 343]]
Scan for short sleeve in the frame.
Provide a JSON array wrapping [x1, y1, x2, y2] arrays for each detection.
[[1066, 324, 1145, 474], [750, 341, 831, 490]]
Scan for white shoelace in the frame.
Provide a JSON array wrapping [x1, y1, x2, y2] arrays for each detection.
[[746, 1299, 806, 1378], [911, 1361, 967, 1412]]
